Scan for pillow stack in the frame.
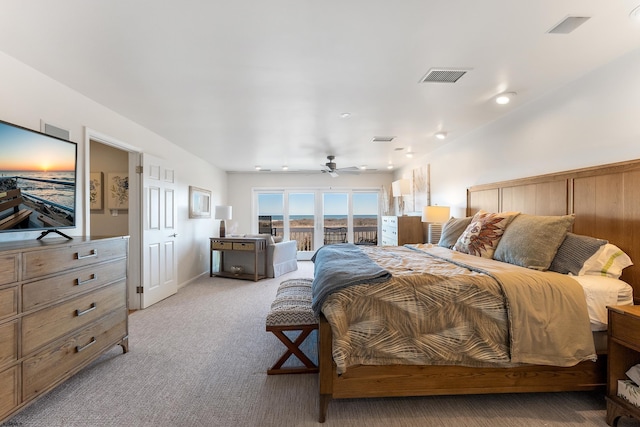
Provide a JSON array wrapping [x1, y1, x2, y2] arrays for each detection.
[[437, 210, 633, 278]]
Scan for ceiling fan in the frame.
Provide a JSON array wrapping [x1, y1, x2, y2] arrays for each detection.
[[321, 155, 360, 178]]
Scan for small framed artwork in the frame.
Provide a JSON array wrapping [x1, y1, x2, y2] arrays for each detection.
[[189, 186, 211, 218], [89, 172, 103, 210], [107, 172, 129, 210]]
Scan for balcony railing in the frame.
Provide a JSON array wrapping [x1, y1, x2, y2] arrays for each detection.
[[274, 226, 378, 251]]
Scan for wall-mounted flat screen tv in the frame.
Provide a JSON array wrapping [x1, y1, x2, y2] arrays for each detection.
[[0, 119, 77, 236]]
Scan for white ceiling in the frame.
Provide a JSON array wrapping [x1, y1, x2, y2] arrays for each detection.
[[1, 1, 640, 174]]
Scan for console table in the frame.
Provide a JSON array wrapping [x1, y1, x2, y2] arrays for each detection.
[[209, 237, 267, 281]]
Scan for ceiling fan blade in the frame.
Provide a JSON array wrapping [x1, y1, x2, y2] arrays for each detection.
[[328, 170, 339, 178]]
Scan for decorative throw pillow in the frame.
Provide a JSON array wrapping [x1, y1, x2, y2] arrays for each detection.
[[578, 243, 633, 279], [493, 214, 575, 271], [453, 210, 520, 258], [438, 216, 472, 249], [548, 233, 607, 275]]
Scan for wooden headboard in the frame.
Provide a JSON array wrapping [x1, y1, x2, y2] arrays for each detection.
[[467, 159, 640, 304]]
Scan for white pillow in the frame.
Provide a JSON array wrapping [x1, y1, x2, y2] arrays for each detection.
[[578, 243, 633, 279]]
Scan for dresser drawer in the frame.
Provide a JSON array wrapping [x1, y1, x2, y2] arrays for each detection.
[[382, 216, 397, 227], [381, 226, 397, 236], [23, 238, 127, 280], [0, 365, 19, 420], [381, 237, 397, 246], [0, 320, 18, 369], [610, 310, 640, 347], [233, 242, 255, 251], [22, 281, 126, 355], [22, 259, 127, 312], [22, 308, 127, 401], [0, 287, 18, 321], [0, 255, 18, 286], [211, 241, 233, 250]]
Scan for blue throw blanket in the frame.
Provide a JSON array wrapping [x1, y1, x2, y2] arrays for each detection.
[[311, 243, 391, 315]]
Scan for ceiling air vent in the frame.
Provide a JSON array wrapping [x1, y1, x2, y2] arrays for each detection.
[[419, 68, 469, 84], [547, 16, 590, 34], [371, 136, 395, 143]]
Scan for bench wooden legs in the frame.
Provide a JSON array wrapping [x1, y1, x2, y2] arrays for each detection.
[[267, 324, 318, 375]]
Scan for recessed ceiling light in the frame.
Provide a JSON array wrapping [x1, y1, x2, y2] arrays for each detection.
[[359, 165, 367, 170], [631, 5, 640, 21], [435, 131, 447, 140], [495, 92, 517, 105], [405, 152, 414, 158], [387, 164, 394, 170], [255, 166, 261, 171], [340, 112, 351, 118], [282, 165, 288, 171]]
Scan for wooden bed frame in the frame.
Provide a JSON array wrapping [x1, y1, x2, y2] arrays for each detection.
[[318, 159, 640, 422]]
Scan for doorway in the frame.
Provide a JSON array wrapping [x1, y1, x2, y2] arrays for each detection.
[[86, 129, 143, 310], [89, 142, 129, 237]]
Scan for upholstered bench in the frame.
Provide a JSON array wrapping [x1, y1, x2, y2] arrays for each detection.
[[266, 278, 318, 375]]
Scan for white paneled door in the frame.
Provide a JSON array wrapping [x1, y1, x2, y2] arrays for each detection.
[[141, 153, 177, 308]]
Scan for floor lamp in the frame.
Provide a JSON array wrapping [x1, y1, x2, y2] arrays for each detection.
[[422, 205, 450, 244], [215, 205, 232, 238]]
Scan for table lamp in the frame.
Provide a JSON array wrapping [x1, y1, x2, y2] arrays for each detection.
[[421, 205, 450, 244], [215, 205, 232, 237], [391, 179, 411, 215]]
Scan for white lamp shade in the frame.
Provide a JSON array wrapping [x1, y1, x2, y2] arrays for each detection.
[[214, 205, 232, 220], [421, 206, 450, 223], [391, 179, 411, 196]]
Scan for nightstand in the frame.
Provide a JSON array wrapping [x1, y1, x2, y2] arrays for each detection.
[[606, 305, 640, 426]]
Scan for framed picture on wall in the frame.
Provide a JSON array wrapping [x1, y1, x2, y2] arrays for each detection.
[[89, 172, 103, 210], [189, 186, 211, 218], [107, 172, 129, 209]]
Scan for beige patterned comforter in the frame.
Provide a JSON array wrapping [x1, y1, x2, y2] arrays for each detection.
[[320, 244, 596, 374]]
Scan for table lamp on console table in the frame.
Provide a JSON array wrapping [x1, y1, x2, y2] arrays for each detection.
[[215, 205, 232, 238], [421, 205, 450, 244]]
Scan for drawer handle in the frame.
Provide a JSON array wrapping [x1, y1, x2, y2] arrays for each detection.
[[76, 250, 98, 260], [76, 274, 97, 286], [75, 303, 97, 317], [76, 337, 96, 353]]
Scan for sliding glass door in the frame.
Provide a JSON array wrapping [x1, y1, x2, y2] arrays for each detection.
[[289, 192, 316, 258], [352, 192, 379, 245], [255, 188, 380, 259]]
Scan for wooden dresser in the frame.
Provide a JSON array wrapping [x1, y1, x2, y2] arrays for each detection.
[[0, 236, 129, 423], [380, 216, 423, 246]]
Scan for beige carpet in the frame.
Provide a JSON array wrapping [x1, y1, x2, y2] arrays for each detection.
[[4, 261, 640, 427]]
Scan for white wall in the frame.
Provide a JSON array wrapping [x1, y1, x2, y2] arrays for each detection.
[[226, 172, 393, 234], [397, 47, 640, 214], [0, 51, 227, 286]]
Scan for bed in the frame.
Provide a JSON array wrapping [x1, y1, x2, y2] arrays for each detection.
[[314, 159, 640, 422]]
